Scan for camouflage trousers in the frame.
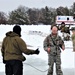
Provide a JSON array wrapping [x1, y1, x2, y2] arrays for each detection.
[[73, 44, 75, 52], [47, 54, 63, 75]]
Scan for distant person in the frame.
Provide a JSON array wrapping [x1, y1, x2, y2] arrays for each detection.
[[43, 25, 65, 75], [70, 27, 75, 52], [1, 25, 40, 75], [60, 22, 70, 41]]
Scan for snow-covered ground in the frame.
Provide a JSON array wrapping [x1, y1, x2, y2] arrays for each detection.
[[0, 25, 75, 75]]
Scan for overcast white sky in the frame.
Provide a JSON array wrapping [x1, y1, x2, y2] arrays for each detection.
[[0, 0, 74, 14]]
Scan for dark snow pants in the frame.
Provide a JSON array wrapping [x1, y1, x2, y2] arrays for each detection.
[[5, 60, 23, 75]]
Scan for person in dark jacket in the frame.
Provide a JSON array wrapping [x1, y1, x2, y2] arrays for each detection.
[[1, 25, 40, 75]]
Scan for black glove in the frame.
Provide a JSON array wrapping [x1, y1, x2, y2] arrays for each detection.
[[35, 48, 40, 54], [59, 44, 62, 48], [3, 56, 6, 64], [3, 59, 6, 64]]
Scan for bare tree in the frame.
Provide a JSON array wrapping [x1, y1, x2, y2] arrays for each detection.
[[0, 11, 7, 24]]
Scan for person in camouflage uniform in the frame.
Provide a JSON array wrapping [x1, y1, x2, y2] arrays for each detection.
[[43, 25, 65, 75], [70, 27, 75, 52]]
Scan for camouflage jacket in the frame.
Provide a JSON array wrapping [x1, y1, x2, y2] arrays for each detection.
[[43, 34, 65, 55], [71, 34, 75, 50]]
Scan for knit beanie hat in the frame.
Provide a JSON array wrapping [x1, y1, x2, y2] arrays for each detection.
[[13, 25, 21, 37]]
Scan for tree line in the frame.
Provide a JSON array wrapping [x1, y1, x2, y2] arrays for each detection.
[[0, 2, 75, 25]]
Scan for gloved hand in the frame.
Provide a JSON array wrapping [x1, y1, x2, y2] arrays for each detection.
[[35, 48, 40, 54], [3, 56, 6, 64]]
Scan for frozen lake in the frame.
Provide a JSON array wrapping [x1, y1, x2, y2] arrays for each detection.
[[0, 25, 75, 75], [0, 56, 75, 75]]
